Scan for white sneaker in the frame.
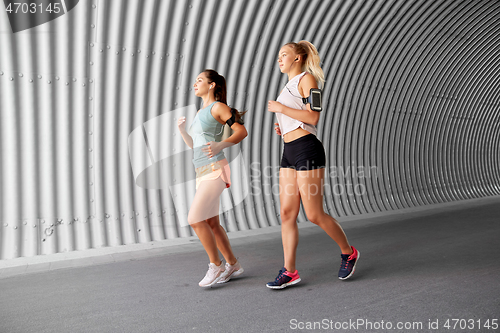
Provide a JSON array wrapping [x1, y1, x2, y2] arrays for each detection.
[[217, 260, 244, 284], [199, 262, 225, 287]]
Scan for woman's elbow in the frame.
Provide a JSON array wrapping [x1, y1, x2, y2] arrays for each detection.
[[311, 114, 320, 126]]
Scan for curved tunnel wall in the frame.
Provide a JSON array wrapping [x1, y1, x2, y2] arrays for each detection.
[[0, 0, 499, 259]]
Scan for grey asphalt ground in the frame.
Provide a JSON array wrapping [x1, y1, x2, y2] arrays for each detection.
[[1, 197, 499, 333]]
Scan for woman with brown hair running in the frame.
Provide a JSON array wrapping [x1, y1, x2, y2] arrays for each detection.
[[266, 41, 359, 289], [177, 69, 247, 287]]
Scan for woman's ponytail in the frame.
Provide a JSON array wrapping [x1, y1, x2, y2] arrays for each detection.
[[285, 41, 325, 89], [203, 69, 246, 124]]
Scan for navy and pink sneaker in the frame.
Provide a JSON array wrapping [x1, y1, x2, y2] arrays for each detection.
[[338, 246, 359, 280], [266, 267, 301, 289]]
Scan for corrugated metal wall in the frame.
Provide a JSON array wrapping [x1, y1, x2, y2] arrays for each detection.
[[1, 0, 499, 260]]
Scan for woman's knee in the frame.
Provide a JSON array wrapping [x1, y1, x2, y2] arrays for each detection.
[[306, 211, 326, 226], [187, 212, 206, 227], [206, 216, 221, 230], [280, 207, 299, 223]]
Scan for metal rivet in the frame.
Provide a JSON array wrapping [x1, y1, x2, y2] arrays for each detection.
[[89, 148, 93, 152], [90, 199, 94, 202], [152, 51, 155, 55], [135, 212, 139, 216], [132, 53, 134, 56], [19, 73, 23, 77], [47, 80, 51, 84], [38, 75, 42, 79], [182, 39, 186, 42], [83, 83, 86, 87], [89, 97, 93, 100], [30, 79, 33, 83], [89, 114, 93, 117], [89, 61, 93, 65], [73, 78, 77, 82], [89, 182, 93, 185], [122, 47, 126, 51], [91, 24, 95, 28], [89, 131, 93, 135], [146, 55, 149, 58], [74, 217, 78, 221], [92, 4, 96, 8], [90, 43, 94, 47], [116, 51, 119, 55], [0, 71, 3, 75], [185, 22, 189, 25], [167, 53, 169, 56], [3, 223, 8, 227], [89, 165, 93, 168], [65, 82, 68, 85], [55, 76, 59, 80], [100, 49, 103, 52], [89, 79, 93, 83], [162, 210, 166, 214], [23, 221, 27, 225], [138, 50, 141, 53], [10, 77, 13, 81], [160, 57, 163, 60], [105, 214, 110, 218], [137, 229, 141, 232], [107, 45, 110, 49]]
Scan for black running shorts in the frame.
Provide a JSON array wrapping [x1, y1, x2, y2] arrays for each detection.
[[280, 134, 326, 170]]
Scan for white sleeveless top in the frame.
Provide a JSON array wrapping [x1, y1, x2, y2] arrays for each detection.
[[275, 72, 317, 137]]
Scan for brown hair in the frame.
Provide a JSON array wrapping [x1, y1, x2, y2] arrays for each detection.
[[203, 69, 246, 124], [284, 41, 325, 88]]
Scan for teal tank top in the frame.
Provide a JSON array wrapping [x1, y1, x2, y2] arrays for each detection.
[[189, 101, 226, 168]]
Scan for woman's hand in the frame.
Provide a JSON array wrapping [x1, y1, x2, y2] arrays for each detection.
[[274, 122, 282, 135], [177, 116, 187, 131], [202, 141, 223, 158], [268, 100, 284, 113]]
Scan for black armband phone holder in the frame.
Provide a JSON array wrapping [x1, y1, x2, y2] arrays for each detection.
[[226, 109, 236, 127], [302, 88, 322, 112]]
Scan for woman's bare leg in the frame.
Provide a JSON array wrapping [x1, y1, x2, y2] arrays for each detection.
[[188, 177, 227, 264], [296, 168, 352, 254], [279, 168, 302, 272], [206, 215, 237, 265]]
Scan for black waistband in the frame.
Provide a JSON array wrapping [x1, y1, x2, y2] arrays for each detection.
[[284, 133, 316, 146]]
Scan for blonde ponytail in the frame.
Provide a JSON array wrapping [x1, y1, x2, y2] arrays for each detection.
[[285, 41, 325, 89]]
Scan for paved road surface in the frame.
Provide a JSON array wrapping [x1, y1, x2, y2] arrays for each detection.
[[1, 197, 499, 332]]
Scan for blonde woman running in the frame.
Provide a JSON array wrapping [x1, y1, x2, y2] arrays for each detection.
[[178, 69, 247, 287], [266, 41, 359, 289]]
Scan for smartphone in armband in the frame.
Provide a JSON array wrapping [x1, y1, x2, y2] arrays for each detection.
[[302, 88, 322, 112]]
